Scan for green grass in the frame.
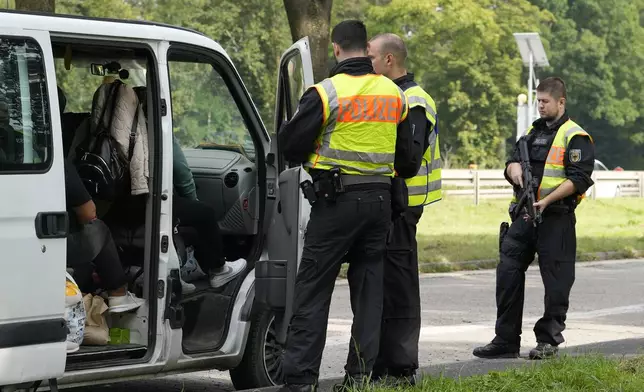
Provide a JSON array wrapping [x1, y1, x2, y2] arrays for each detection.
[[415, 197, 644, 272], [369, 355, 644, 392], [336, 197, 644, 278]]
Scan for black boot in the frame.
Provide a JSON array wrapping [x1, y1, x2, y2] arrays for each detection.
[[473, 342, 520, 359], [332, 374, 371, 392], [382, 368, 417, 387], [278, 384, 316, 392], [528, 342, 559, 360]]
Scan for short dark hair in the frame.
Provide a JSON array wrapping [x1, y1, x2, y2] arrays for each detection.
[[331, 20, 367, 52], [536, 77, 567, 100]]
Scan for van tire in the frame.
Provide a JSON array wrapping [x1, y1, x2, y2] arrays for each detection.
[[229, 304, 284, 389]]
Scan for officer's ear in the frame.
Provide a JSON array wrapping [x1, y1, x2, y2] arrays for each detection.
[[332, 42, 341, 59], [385, 53, 395, 67], [558, 97, 566, 109]]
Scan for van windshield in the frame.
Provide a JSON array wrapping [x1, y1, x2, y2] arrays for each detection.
[[168, 59, 256, 162]]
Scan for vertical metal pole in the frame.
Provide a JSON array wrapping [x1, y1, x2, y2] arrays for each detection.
[[527, 51, 534, 130], [516, 101, 522, 141], [474, 170, 480, 206], [534, 77, 540, 121], [516, 101, 527, 141]]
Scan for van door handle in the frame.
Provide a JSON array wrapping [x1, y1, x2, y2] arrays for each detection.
[[35, 211, 69, 239]]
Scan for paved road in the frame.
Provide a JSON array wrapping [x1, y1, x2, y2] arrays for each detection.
[[70, 259, 644, 391]]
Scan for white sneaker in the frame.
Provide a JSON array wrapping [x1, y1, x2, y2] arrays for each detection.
[[66, 341, 80, 353], [181, 278, 197, 295], [209, 258, 247, 288], [108, 291, 143, 314]]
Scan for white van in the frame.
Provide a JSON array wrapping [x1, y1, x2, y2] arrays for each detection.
[[0, 10, 313, 391]]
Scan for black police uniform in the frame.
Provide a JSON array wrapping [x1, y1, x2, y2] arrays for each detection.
[[374, 73, 432, 382], [277, 58, 420, 390], [473, 112, 595, 359]]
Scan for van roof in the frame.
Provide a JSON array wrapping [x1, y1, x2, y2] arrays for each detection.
[[0, 9, 228, 59]]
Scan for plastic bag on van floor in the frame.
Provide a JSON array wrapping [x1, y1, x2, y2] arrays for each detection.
[[82, 293, 110, 346], [65, 273, 86, 353], [181, 245, 207, 283]]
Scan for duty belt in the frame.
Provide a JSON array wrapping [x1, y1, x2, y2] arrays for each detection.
[[300, 168, 392, 205], [338, 174, 392, 186]]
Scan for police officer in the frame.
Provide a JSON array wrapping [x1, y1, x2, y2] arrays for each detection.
[[366, 33, 440, 385], [277, 20, 419, 392], [473, 77, 595, 360]]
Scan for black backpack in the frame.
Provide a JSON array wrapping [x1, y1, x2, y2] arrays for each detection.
[[75, 80, 139, 201]]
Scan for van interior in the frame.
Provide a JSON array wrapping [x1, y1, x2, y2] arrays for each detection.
[[54, 40, 158, 367], [53, 38, 264, 368]]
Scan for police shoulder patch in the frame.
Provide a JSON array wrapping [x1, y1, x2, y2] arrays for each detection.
[[569, 149, 581, 163]]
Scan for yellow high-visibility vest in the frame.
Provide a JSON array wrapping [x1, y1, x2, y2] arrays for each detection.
[[304, 73, 408, 177], [403, 85, 441, 206], [511, 119, 593, 206]]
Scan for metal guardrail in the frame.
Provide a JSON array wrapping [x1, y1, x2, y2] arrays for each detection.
[[442, 169, 644, 205]]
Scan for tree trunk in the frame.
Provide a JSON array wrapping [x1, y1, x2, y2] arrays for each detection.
[[15, 0, 55, 12], [283, 0, 333, 83]]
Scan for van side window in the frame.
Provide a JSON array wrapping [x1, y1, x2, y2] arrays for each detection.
[[168, 59, 255, 161], [285, 54, 305, 121], [0, 37, 52, 172]]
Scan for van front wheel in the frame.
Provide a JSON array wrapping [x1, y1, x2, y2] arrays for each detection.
[[230, 304, 285, 389]]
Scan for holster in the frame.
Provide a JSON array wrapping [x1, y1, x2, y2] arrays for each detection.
[[499, 221, 509, 253], [391, 177, 408, 215], [313, 177, 337, 202], [310, 168, 345, 204], [300, 180, 318, 206]]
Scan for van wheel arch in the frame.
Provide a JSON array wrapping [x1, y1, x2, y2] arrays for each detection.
[[229, 303, 284, 389]]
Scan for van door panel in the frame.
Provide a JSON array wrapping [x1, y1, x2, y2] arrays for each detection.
[[0, 29, 67, 385], [263, 37, 314, 343]]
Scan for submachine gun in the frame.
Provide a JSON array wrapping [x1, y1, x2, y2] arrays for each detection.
[[512, 136, 543, 227], [499, 136, 543, 251]]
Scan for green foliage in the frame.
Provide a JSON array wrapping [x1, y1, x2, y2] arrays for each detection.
[[8, 0, 642, 169], [138, 0, 291, 133], [53, 0, 290, 140], [527, 0, 644, 170], [365, 0, 553, 168]]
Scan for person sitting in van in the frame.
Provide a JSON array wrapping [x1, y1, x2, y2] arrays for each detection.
[[172, 134, 247, 288], [65, 148, 143, 313], [132, 86, 247, 288]]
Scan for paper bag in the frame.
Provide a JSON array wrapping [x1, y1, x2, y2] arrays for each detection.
[[82, 293, 110, 346]]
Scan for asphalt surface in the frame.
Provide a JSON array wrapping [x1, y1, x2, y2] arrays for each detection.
[[67, 258, 644, 391]]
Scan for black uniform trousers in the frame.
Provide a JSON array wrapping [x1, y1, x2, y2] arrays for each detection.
[[282, 186, 392, 385], [493, 209, 577, 347], [374, 205, 424, 377]]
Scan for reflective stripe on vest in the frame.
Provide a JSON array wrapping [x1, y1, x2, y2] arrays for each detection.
[[510, 119, 593, 205], [403, 84, 442, 206], [304, 74, 408, 176]]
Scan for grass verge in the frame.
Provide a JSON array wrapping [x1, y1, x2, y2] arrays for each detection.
[[337, 197, 644, 278], [375, 355, 644, 391], [416, 197, 644, 272]]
